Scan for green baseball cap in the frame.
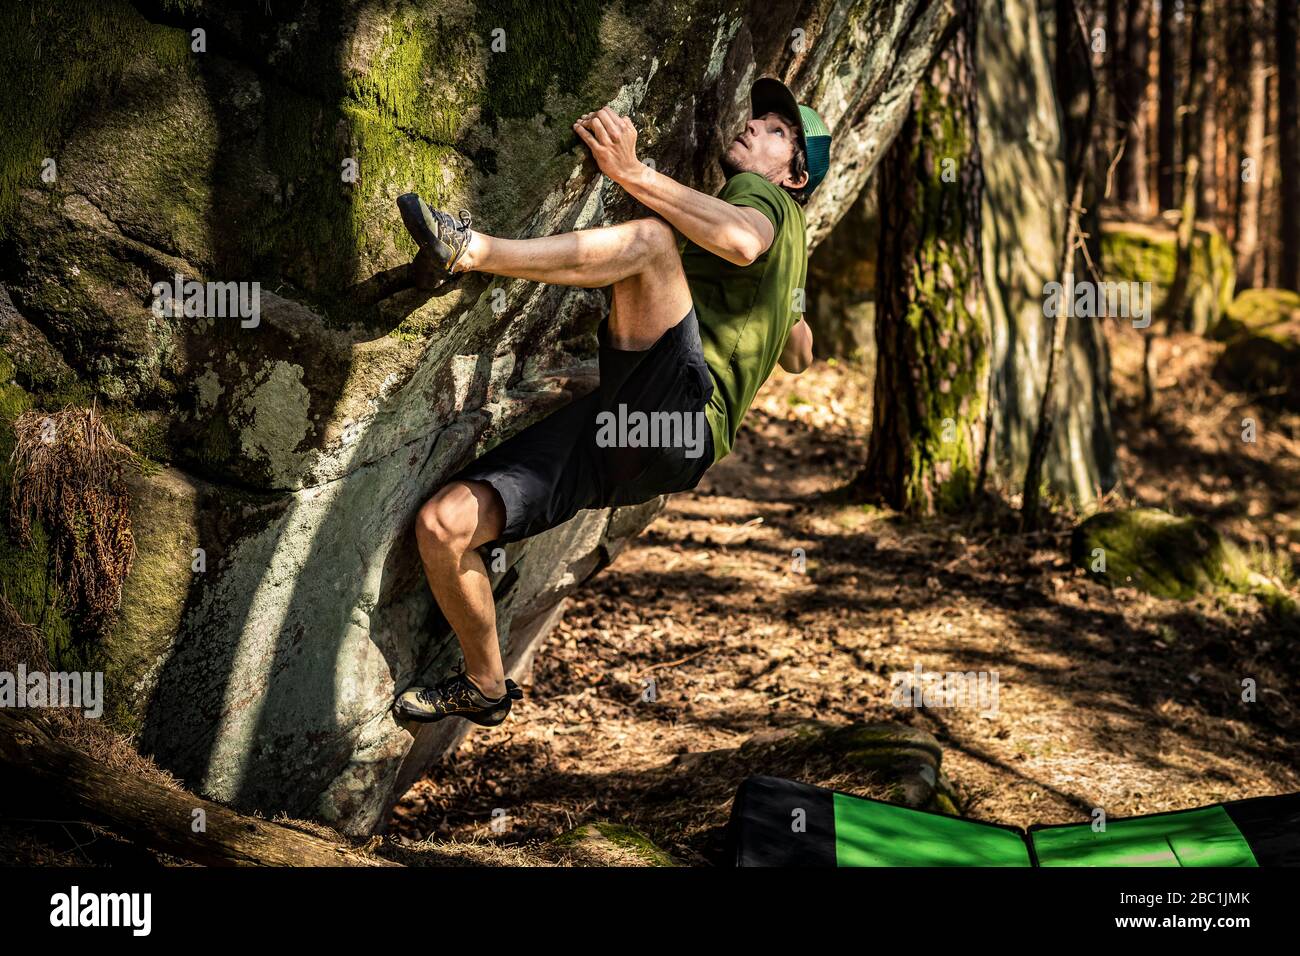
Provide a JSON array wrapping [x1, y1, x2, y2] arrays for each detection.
[[751, 77, 832, 196]]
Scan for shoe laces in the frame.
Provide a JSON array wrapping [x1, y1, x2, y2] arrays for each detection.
[[436, 207, 471, 235], [417, 670, 477, 711], [431, 208, 473, 275]]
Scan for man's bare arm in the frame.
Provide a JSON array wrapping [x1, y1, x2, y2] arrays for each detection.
[[619, 163, 774, 266], [778, 319, 813, 374], [574, 108, 774, 266]]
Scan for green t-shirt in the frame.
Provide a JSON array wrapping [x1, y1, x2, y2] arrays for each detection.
[[681, 171, 808, 464]]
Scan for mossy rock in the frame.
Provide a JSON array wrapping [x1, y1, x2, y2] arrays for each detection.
[[813, 722, 942, 768], [1071, 508, 1276, 601], [735, 721, 954, 811], [1102, 220, 1235, 335], [551, 821, 678, 867], [1214, 288, 1300, 342], [1213, 316, 1300, 409], [0, 0, 971, 837]]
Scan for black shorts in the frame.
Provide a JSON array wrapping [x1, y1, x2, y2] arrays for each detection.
[[452, 307, 715, 544]]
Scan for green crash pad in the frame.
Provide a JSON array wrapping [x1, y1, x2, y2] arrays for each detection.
[[726, 776, 1300, 867]]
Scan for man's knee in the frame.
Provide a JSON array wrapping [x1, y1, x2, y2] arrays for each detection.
[[415, 482, 481, 553], [632, 217, 677, 263]]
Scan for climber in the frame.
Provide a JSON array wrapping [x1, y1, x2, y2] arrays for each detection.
[[392, 77, 832, 726]]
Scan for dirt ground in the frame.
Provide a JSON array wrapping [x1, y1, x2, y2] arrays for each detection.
[[389, 322, 1299, 864]]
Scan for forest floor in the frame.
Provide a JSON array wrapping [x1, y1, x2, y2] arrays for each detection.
[[389, 322, 1300, 865]]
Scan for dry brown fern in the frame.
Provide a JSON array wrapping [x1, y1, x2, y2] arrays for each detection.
[[7, 405, 138, 634], [0, 588, 51, 673]]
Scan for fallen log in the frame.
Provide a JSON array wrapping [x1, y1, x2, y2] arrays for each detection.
[[0, 709, 399, 867]]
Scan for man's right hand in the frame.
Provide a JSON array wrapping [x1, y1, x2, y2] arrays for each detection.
[[574, 107, 646, 187], [577, 108, 775, 268]]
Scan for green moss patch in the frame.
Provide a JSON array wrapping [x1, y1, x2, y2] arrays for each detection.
[[1102, 220, 1235, 334], [0, 0, 188, 227], [473, 0, 609, 122], [1214, 314, 1300, 409], [1215, 288, 1300, 342], [551, 821, 678, 867], [1214, 288, 1300, 408], [1070, 507, 1282, 602]]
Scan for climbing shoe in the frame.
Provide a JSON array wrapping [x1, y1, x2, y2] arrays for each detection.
[[393, 671, 523, 727], [397, 193, 473, 288]]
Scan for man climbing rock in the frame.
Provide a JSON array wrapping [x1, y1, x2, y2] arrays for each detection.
[[393, 78, 832, 726]]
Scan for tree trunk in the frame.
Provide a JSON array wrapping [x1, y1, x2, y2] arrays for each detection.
[[1236, 0, 1268, 289], [1279, 0, 1300, 289], [1145, 5, 1162, 211], [1157, 0, 1178, 210], [1267, 65, 1281, 287], [855, 0, 988, 515], [0, 709, 398, 866], [1106, 0, 1123, 170], [1198, 2, 1219, 216], [1165, 0, 1209, 335], [1058, 0, 1102, 274], [1022, 174, 1086, 528], [1224, 0, 1245, 247], [1021, 0, 1094, 529], [975, 0, 1115, 507], [1058, 0, 1093, 187], [1117, 0, 1151, 212]]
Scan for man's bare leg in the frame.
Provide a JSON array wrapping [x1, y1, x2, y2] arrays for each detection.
[[459, 217, 693, 347], [414, 480, 507, 698], [410, 217, 693, 705]]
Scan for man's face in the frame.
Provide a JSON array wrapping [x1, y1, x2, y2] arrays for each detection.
[[723, 111, 808, 191]]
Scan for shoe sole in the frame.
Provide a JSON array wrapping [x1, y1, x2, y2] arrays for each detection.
[[398, 193, 464, 290], [397, 193, 436, 249], [391, 700, 511, 726], [392, 680, 521, 727]]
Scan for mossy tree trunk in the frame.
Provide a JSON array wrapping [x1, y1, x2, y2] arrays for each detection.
[[853, 0, 988, 515]]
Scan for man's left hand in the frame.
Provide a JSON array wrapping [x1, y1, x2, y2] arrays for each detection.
[[574, 107, 645, 185]]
